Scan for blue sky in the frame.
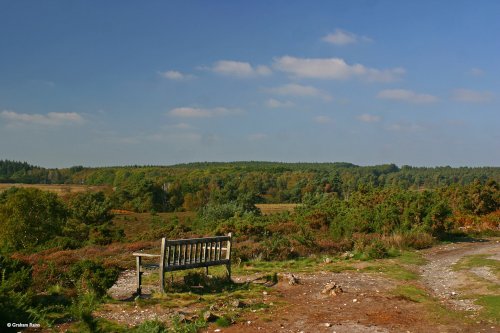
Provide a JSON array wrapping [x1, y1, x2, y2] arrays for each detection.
[[1, 1, 499, 167]]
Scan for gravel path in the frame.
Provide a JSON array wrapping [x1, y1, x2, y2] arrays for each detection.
[[420, 239, 500, 312]]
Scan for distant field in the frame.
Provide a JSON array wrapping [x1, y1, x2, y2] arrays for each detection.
[[256, 203, 299, 214], [0, 183, 110, 195]]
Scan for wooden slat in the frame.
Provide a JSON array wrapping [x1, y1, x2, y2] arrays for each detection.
[[188, 243, 192, 264], [166, 244, 171, 268], [183, 243, 188, 265], [203, 242, 210, 262], [165, 259, 231, 272]]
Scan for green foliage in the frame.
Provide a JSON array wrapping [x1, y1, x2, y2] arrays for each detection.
[[0, 188, 68, 252], [170, 315, 207, 333], [0, 254, 32, 291], [69, 290, 100, 333], [132, 320, 168, 333], [0, 257, 31, 326], [88, 223, 125, 245], [69, 191, 113, 225], [68, 260, 120, 297], [261, 234, 297, 260], [354, 238, 390, 260], [196, 200, 260, 230], [215, 316, 231, 327], [112, 179, 166, 212]]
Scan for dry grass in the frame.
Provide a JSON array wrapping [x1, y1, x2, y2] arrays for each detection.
[[255, 203, 299, 215], [0, 183, 110, 195]]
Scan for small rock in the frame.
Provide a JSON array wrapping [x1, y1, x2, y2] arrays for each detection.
[[203, 311, 219, 322], [231, 299, 245, 308], [263, 291, 268, 296], [321, 282, 343, 296], [287, 273, 300, 285], [352, 299, 357, 303], [324, 323, 332, 327], [324, 257, 332, 264]]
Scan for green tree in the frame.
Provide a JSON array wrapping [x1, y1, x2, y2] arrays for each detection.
[[68, 191, 113, 225], [0, 188, 67, 252]]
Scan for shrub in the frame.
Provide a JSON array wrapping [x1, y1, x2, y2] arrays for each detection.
[[0, 255, 33, 327], [68, 191, 113, 225], [68, 260, 120, 297], [353, 235, 389, 260], [0, 188, 67, 252]]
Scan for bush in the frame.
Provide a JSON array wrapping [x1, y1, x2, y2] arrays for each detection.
[[353, 235, 390, 260], [261, 234, 297, 260], [68, 260, 120, 297], [0, 255, 33, 328], [68, 191, 113, 225], [0, 188, 67, 252]]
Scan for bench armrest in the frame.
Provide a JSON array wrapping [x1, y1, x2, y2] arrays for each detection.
[[133, 253, 161, 258]]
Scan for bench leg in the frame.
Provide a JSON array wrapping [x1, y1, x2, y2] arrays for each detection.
[[136, 256, 142, 295], [160, 270, 165, 294], [226, 263, 231, 280]]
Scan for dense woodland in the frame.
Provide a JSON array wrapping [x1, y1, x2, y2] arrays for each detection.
[[0, 159, 499, 331], [1, 159, 499, 212]]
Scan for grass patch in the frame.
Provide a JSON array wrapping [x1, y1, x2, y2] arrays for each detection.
[[396, 251, 427, 266], [234, 256, 355, 275], [361, 262, 418, 280], [453, 254, 500, 278], [392, 284, 469, 325], [476, 295, 500, 323], [215, 316, 232, 327], [392, 285, 429, 303]]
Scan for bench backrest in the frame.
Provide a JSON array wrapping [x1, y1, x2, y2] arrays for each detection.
[[159, 233, 232, 272]]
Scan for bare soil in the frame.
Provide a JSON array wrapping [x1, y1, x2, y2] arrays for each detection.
[[97, 239, 500, 333]]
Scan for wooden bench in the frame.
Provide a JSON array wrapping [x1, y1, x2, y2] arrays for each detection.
[[133, 233, 232, 294]]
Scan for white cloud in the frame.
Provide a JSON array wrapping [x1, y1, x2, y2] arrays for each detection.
[[313, 115, 333, 124], [322, 29, 372, 45], [159, 70, 193, 80], [266, 98, 294, 108], [452, 89, 493, 103], [267, 83, 332, 101], [357, 114, 381, 123], [377, 89, 438, 103], [468, 68, 484, 76], [386, 122, 425, 132], [248, 133, 268, 141], [169, 107, 243, 118], [273, 56, 404, 82], [210, 60, 271, 77], [1, 110, 84, 126]]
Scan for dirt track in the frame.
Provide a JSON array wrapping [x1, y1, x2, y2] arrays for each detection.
[[99, 239, 500, 332], [216, 240, 500, 333]]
